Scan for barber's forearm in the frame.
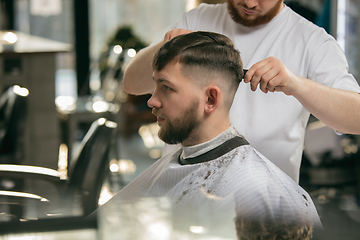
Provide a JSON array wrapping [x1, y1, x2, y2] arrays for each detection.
[[294, 78, 360, 134], [123, 41, 163, 95]]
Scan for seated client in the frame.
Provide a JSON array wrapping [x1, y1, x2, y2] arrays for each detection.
[[97, 31, 322, 240]]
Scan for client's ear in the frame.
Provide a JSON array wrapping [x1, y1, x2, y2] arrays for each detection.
[[205, 86, 221, 114]]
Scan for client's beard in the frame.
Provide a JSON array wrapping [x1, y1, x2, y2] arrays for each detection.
[[152, 100, 200, 145]]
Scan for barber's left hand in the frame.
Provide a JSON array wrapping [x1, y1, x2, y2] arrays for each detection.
[[244, 57, 301, 95]]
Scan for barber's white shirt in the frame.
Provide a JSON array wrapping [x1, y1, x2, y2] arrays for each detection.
[[162, 3, 360, 182]]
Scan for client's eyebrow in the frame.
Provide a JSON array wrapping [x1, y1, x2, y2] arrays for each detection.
[[152, 76, 171, 85]]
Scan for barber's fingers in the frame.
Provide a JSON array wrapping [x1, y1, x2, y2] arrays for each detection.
[[259, 68, 280, 93], [164, 29, 193, 42], [244, 57, 272, 83], [245, 57, 286, 93], [245, 57, 274, 91]]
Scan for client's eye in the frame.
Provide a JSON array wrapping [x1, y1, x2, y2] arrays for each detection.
[[163, 85, 172, 91]]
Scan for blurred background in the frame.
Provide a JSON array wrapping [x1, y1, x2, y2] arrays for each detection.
[[0, 0, 359, 239]]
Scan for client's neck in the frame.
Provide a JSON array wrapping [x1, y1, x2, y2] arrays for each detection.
[[181, 116, 231, 147]]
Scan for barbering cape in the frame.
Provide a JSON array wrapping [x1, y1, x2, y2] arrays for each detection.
[[97, 137, 321, 239]]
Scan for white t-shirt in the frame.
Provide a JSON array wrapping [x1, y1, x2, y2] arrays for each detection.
[[98, 127, 321, 239], [163, 3, 360, 182]]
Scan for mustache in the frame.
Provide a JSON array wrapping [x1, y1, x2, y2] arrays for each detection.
[[236, 2, 256, 10], [242, 5, 256, 10], [152, 108, 167, 119]]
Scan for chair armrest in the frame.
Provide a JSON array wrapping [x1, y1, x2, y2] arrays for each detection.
[[0, 190, 50, 202], [0, 164, 67, 182]]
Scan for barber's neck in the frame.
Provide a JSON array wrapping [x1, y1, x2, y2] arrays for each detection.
[[181, 116, 231, 147]]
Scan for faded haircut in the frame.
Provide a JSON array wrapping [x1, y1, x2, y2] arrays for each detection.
[[152, 31, 243, 102]]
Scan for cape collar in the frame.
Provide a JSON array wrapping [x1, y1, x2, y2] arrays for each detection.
[[178, 126, 249, 165]]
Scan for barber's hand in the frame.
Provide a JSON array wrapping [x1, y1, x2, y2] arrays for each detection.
[[164, 28, 193, 42], [244, 57, 301, 95]]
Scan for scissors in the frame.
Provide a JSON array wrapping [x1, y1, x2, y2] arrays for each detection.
[[242, 69, 248, 79]]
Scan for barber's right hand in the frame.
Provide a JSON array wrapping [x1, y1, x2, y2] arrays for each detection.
[[164, 28, 193, 42]]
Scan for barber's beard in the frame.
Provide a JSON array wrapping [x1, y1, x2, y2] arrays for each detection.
[[227, 0, 283, 27], [152, 100, 201, 145]]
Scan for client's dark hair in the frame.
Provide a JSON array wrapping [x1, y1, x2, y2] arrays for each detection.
[[152, 31, 243, 98]]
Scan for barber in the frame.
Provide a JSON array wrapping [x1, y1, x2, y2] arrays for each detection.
[[122, 0, 360, 182]]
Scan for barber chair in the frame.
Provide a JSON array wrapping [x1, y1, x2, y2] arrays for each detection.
[[0, 85, 28, 221], [0, 85, 27, 164], [0, 117, 118, 232]]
